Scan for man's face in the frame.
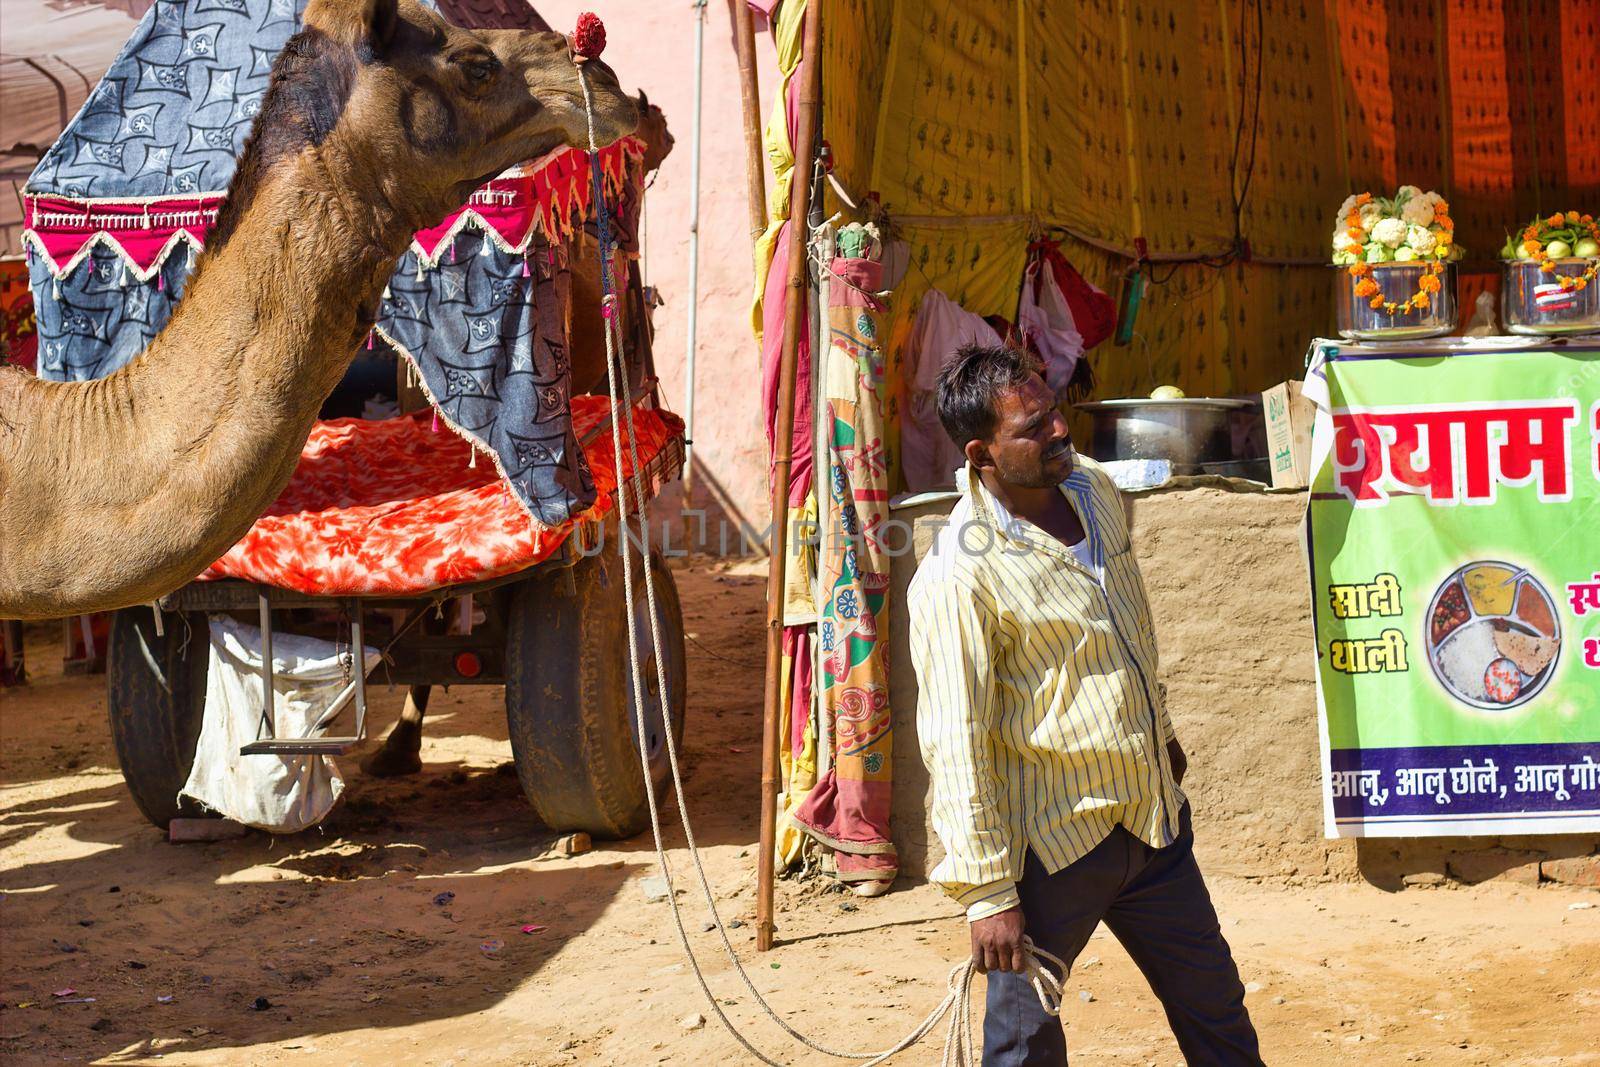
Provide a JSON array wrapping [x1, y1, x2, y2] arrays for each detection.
[[970, 372, 1075, 489]]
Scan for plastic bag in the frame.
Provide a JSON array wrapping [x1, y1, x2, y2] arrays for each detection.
[[1019, 257, 1087, 399], [1035, 240, 1117, 351]]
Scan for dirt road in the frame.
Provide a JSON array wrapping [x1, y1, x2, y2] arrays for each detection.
[[3, 561, 1597, 1065]]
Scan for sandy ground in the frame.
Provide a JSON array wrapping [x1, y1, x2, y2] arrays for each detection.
[[3, 559, 1598, 1066]]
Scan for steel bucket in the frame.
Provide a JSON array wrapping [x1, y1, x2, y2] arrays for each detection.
[[1333, 262, 1458, 341], [1075, 398, 1257, 474], [1501, 259, 1600, 336]]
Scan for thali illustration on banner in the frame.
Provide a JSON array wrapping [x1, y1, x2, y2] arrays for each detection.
[[1426, 561, 1562, 711]]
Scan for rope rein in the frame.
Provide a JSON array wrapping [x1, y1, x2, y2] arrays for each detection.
[[578, 69, 1065, 1066]]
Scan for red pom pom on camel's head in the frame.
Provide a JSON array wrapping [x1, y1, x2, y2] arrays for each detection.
[[571, 12, 606, 60]]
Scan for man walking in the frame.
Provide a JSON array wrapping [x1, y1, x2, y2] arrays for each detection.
[[908, 344, 1263, 1065]]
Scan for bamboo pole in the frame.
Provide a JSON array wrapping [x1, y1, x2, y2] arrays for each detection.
[[756, 0, 822, 954], [730, 0, 768, 247]]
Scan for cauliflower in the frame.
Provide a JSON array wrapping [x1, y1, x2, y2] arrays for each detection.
[[1358, 201, 1386, 233], [1396, 184, 1423, 201], [1393, 246, 1418, 261], [1400, 196, 1435, 227], [1332, 229, 1362, 255], [1365, 244, 1392, 264], [1335, 194, 1361, 228], [1406, 225, 1437, 254], [1372, 217, 1408, 248]]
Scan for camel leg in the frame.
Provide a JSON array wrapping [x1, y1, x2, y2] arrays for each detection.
[[360, 685, 431, 777]]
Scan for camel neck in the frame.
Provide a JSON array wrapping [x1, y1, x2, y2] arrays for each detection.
[[154, 150, 414, 407], [0, 145, 427, 613], [54, 149, 419, 598]]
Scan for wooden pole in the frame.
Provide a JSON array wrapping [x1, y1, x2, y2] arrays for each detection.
[[756, 0, 822, 955], [730, 0, 769, 248]]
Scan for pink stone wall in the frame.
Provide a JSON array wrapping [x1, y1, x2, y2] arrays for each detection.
[[541, 0, 779, 543]]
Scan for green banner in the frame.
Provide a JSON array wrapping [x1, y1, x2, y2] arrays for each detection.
[[1305, 338, 1600, 836]]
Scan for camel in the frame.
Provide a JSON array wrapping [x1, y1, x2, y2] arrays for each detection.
[[361, 88, 675, 779], [0, 0, 638, 620]]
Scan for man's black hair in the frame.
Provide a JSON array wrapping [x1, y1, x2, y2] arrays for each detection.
[[934, 343, 1042, 446]]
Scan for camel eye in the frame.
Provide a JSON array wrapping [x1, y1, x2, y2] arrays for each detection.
[[458, 55, 498, 83]]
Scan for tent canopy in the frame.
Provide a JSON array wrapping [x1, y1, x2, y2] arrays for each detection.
[[810, 0, 1599, 401]]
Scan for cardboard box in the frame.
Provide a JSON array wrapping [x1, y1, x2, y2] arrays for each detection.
[[1262, 380, 1315, 489]]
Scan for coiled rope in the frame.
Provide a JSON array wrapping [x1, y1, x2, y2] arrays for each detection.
[[578, 69, 1065, 1066]]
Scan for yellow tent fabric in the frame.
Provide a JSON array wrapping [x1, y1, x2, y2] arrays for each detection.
[[809, 0, 1598, 413], [819, 0, 1349, 408]]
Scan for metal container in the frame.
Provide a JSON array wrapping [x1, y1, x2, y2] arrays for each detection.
[[1501, 258, 1600, 336], [1333, 262, 1458, 341], [1199, 458, 1273, 483], [1076, 398, 1258, 474]]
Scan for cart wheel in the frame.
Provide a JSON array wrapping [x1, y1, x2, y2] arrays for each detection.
[[106, 608, 210, 829], [505, 546, 688, 838]]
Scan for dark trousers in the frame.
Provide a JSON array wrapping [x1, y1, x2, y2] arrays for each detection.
[[983, 805, 1263, 1066]]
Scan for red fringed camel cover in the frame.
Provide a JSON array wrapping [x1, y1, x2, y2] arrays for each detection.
[[202, 395, 681, 596]]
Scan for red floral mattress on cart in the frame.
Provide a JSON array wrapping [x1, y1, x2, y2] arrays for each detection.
[[202, 396, 682, 596]]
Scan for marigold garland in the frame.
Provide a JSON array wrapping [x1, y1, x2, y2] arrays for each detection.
[[1342, 192, 1452, 315], [1517, 211, 1599, 291]]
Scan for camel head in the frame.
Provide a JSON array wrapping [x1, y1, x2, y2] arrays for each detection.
[[634, 90, 675, 174], [217, 0, 639, 244]]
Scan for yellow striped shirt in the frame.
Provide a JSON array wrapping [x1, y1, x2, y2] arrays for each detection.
[[908, 457, 1183, 920]]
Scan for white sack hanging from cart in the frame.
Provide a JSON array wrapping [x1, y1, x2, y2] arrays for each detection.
[[180, 617, 378, 834]]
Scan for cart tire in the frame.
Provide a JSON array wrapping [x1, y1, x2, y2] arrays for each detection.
[[505, 546, 688, 838], [106, 608, 210, 830]]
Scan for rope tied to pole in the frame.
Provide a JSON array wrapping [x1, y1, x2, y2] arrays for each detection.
[[576, 53, 1067, 1064]]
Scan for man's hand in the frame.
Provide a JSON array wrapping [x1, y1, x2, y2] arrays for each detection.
[[970, 907, 1027, 974], [1167, 738, 1188, 787]]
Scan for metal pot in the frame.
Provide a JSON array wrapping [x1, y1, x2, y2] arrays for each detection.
[[1075, 398, 1257, 474], [1501, 258, 1600, 336], [1333, 262, 1459, 341]]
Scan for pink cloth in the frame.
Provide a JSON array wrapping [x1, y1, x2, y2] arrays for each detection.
[[411, 141, 641, 262], [785, 627, 812, 757], [828, 256, 883, 309], [792, 772, 897, 881], [410, 173, 541, 261], [900, 289, 1002, 493], [761, 222, 813, 507]]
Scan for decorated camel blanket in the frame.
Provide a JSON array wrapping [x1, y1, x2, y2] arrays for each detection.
[[202, 395, 681, 596]]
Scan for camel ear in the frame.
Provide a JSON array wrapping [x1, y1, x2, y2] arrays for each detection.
[[304, 0, 399, 52], [637, 89, 650, 110]]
